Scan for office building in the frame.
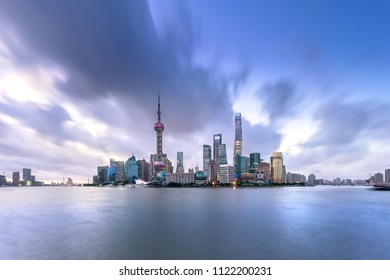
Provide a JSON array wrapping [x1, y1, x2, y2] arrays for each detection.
[[125, 155, 138, 183], [307, 174, 316, 185], [374, 173, 384, 183], [22, 168, 32, 183], [249, 153, 261, 173], [220, 164, 235, 184], [97, 166, 108, 184], [270, 152, 284, 183], [213, 134, 222, 161], [176, 152, 184, 173], [137, 159, 150, 182], [208, 159, 218, 184], [203, 145, 212, 172], [233, 113, 242, 175], [385, 169, 390, 183], [165, 173, 195, 184], [217, 143, 228, 165], [12, 172, 20, 186], [258, 162, 270, 180]]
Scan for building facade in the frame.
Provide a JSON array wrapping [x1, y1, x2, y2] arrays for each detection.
[[270, 152, 284, 183], [176, 152, 184, 173], [385, 169, 390, 183], [220, 164, 235, 184], [165, 173, 195, 184], [12, 171, 20, 186], [203, 145, 211, 172], [249, 153, 260, 173], [233, 113, 242, 175]]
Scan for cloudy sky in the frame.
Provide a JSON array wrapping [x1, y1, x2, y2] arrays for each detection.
[[1, 0, 390, 183]]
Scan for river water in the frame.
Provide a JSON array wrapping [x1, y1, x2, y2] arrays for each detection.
[[0, 185, 389, 260]]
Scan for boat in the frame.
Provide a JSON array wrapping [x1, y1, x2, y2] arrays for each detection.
[[373, 183, 390, 190]]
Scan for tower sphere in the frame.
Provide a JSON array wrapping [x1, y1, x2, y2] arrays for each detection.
[[154, 122, 164, 131]]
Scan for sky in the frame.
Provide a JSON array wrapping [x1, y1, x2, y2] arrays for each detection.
[[1, 0, 390, 183]]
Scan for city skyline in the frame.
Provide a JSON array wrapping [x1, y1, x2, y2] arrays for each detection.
[[1, 1, 390, 183]]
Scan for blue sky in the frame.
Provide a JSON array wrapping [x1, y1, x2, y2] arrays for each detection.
[[0, 0, 390, 183]]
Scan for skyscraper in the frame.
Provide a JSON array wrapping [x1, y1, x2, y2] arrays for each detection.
[[22, 168, 31, 183], [125, 155, 138, 183], [233, 113, 242, 175], [176, 152, 184, 173], [136, 159, 150, 182], [270, 152, 284, 183], [385, 169, 390, 183], [12, 171, 20, 186], [249, 153, 260, 173], [152, 94, 166, 179], [213, 134, 222, 162], [203, 145, 211, 172], [217, 143, 228, 165]]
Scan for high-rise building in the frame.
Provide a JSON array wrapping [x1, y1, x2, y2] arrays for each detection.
[[116, 161, 125, 181], [240, 155, 250, 174], [22, 168, 32, 183], [249, 153, 261, 173], [270, 152, 284, 183], [125, 155, 138, 183], [137, 159, 150, 182], [217, 143, 228, 165], [213, 134, 222, 161], [176, 152, 184, 173], [208, 159, 218, 184], [97, 166, 108, 184], [307, 174, 316, 185], [220, 164, 235, 184], [203, 145, 211, 172], [374, 173, 384, 183], [233, 113, 243, 175], [258, 162, 270, 180], [12, 172, 20, 186], [385, 169, 390, 183]]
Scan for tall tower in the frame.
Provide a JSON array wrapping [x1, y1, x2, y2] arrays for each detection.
[[233, 113, 242, 175], [176, 152, 184, 173], [153, 94, 165, 176], [203, 145, 212, 172]]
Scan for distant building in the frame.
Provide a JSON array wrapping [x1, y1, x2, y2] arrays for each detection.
[[213, 134, 222, 162], [116, 161, 125, 181], [217, 144, 228, 165], [0, 175, 6, 186], [93, 175, 99, 184], [270, 152, 284, 183], [203, 145, 212, 172], [286, 172, 306, 184], [208, 159, 218, 184], [220, 164, 235, 184], [125, 155, 138, 183], [136, 159, 150, 182], [12, 172, 20, 186], [166, 173, 195, 184], [97, 166, 108, 184], [385, 169, 390, 183], [240, 156, 250, 174], [374, 173, 384, 183], [233, 113, 243, 174], [22, 168, 32, 184], [176, 152, 184, 174], [258, 162, 270, 180], [307, 174, 316, 185], [249, 153, 261, 173], [67, 177, 73, 186]]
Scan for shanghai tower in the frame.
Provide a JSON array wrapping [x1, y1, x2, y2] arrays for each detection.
[[233, 113, 242, 175]]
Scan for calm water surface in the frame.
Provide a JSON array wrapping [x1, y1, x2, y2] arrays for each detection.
[[0, 185, 389, 260]]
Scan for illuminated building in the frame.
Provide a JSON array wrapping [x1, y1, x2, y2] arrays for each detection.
[[233, 113, 242, 175], [270, 152, 284, 183]]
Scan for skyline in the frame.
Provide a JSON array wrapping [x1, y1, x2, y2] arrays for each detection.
[[1, 0, 390, 183]]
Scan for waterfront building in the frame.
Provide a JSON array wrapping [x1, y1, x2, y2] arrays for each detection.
[[176, 152, 184, 174], [286, 172, 306, 184], [0, 175, 6, 186], [385, 169, 390, 183], [333, 177, 342, 185], [240, 155, 250, 174], [203, 145, 212, 172], [249, 153, 261, 173], [220, 164, 235, 184], [213, 134, 222, 162], [125, 155, 138, 183], [97, 166, 108, 184], [233, 113, 243, 175], [307, 174, 316, 185], [152, 94, 166, 179], [136, 159, 150, 182], [93, 175, 99, 184], [258, 162, 270, 181], [374, 173, 384, 183], [217, 143, 228, 165], [195, 170, 208, 184], [116, 161, 125, 181], [22, 168, 32, 184], [166, 173, 195, 184], [208, 159, 218, 184], [241, 173, 257, 183], [270, 152, 284, 183], [12, 171, 20, 186]]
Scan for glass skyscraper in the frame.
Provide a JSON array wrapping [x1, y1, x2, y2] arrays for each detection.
[[233, 113, 242, 175], [271, 152, 284, 183], [203, 145, 211, 172], [176, 151, 184, 173], [213, 134, 222, 162], [249, 153, 261, 173]]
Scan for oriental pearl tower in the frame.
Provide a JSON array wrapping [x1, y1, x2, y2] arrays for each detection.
[[153, 94, 165, 179]]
